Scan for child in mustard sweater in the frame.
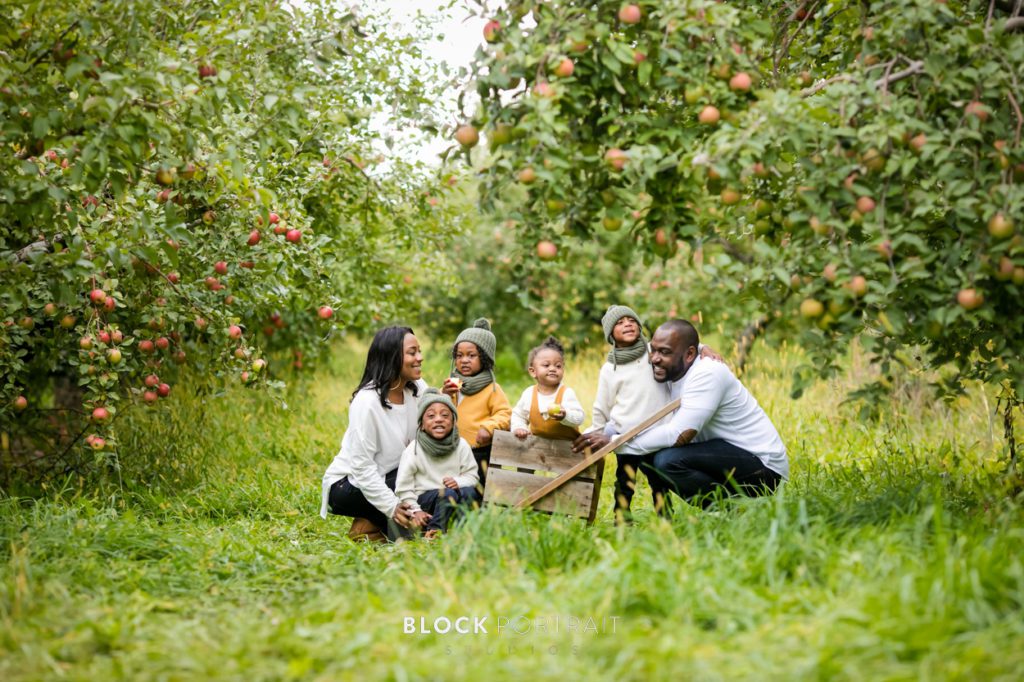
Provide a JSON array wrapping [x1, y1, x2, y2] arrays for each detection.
[[442, 319, 512, 484]]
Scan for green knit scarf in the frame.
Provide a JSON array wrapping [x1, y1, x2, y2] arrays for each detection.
[[606, 338, 647, 367], [416, 427, 460, 458], [452, 369, 495, 396]]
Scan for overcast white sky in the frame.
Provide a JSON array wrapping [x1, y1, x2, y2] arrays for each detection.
[[370, 1, 490, 166]]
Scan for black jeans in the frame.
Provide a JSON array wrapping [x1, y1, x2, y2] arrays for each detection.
[[614, 453, 673, 519], [642, 439, 782, 508], [327, 468, 398, 531], [472, 445, 491, 486]]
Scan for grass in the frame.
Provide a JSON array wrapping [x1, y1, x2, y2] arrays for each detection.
[[1, 336, 1023, 681]]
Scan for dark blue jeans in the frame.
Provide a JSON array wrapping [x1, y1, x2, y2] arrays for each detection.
[[417, 486, 481, 533], [641, 439, 782, 508]]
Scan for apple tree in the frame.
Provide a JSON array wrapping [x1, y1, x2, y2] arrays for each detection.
[[456, 0, 1023, 453], [0, 0, 459, 479]]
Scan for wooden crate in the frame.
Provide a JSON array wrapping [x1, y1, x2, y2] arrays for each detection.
[[483, 430, 604, 523]]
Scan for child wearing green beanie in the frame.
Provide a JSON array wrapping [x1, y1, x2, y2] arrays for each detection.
[[442, 318, 512, 485], [394, 388, 481, 539], [587, 305, 722, 523]]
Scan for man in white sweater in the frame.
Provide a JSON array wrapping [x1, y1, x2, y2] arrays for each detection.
[[579, 319, 787, 508]]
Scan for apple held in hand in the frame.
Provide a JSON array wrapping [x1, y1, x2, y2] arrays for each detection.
[[547, 403, 564, 419]]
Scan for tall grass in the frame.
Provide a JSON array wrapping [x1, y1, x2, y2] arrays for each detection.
[[1, 337, 1022, 680]]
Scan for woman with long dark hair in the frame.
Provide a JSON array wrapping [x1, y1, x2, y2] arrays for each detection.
[[320, 326, 431, 540]]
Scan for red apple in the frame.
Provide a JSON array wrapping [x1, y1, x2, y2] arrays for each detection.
[[318, 306, 334, 320], [965, 101, 988, 121], [957, 288, 984, 310], [849, 275, 868, 298], [144, 374, 160, 388], [98, 330, 111, 344], [268, 212, 280, 224], [619, 4, 642, 23], [206, 276, 220, 291], [909, 133, 926, 154], [286, 229, 301, 243], [167, 272, 180, 284], [92, 406, 111, 423], [247, 229, 261, 246], [729, 72, 752, 92], [139, 339, 155, 354], [483, 19, 500, 43], [143, 391, 158, 404], [536, 240, 558, 260], [110, 329, 123, 344], [239, 260, 255, 269], [532, 82, 555, 97], [195, 317, 208, 331], [89, 288, 107, 305], [228, 325, 243, 340], [605, 148, 628, 171], [89, 436, 106, 451], [155, 337, 169, 350], [454, 125, 479, 148], [157, 383, 170, 398], [856, 196, 876, 213], [698, 105, 721, 125], [214, 261, 228, 275], [13, 395, 28, 412], [552, 58, 574, 78]]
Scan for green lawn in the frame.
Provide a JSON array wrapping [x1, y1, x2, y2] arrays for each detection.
[[2, 339, 1023, 681]]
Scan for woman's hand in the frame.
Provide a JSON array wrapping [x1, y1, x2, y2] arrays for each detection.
[[476, 426, 492, 446], [514, 428, 530, 440], [392, 501, 418, 528], [442, 476, 459, 490]]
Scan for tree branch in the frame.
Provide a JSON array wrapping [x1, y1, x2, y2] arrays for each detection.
[[873, 60, 923, 89]]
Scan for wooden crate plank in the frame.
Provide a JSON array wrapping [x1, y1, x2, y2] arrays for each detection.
[[489, 431, 600, 477], [484, 469, 594, 516]]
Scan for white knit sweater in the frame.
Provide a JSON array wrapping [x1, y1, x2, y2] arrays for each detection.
[[395, 437, 479, 512], [587, 354, 672, 455], [319, 379, 428, 519]]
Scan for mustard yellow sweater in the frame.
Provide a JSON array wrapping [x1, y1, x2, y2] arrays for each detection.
[[455, 382, 512, 447]]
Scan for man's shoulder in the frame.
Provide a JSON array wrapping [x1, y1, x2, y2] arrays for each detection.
[[689, 356, 736, 383]]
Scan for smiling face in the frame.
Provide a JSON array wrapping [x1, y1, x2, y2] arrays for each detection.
[[649, 327, 697, 383], [454, 341, 483, 376], [399, 333, 423, 383], [528, 348, 565, 389], [611, 316, 641, 347], [421, 403, 454, 440]]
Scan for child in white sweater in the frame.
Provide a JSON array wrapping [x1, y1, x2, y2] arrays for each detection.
[[394, 389, 480, 539], [588, 305, 722, 522], [587, 305, 673, 522], [511, 336, 585, 440]]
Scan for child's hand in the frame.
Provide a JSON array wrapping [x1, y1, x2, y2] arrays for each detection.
[[700, 345, 725, 363], [476, 426, 492, 446], [514, 428, 530, 440], [411, 511, 431, 528], [442, 477, 459, 490], [441, 377, 461, 397], [546, 403, 565, 420]]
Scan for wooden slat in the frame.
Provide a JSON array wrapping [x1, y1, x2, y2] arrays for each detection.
[[515, 398, 682, 510], [484, 469, 594, 516], [488, 431, 600, 477]]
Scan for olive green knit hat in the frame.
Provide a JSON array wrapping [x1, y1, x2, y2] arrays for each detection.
[[454, 318, 497, 364], [601, 305, 642, 344], [417, 388, 458, 425]]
